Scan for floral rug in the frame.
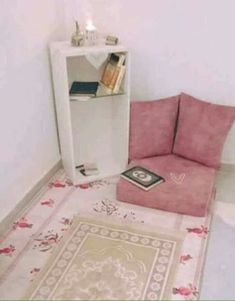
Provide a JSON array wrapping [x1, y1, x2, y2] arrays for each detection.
[[24, 215, 183, 300], [0, 168, 211, 300]]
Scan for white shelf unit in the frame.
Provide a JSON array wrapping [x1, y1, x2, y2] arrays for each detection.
[[50, 41, 130, 184]]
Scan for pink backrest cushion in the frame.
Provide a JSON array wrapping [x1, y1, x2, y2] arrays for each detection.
[[173, 93, 235, 168], [129, 96, 179, 160]]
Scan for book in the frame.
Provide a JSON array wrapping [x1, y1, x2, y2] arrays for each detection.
[[113, 65, 126, 93], [121, 166, 165, 191], [108, 53, 126, 90], [76, 163, 99, 176], [69, 81, 99, 96], [100, 54, 119, 87], [100, 53, 126, 90]]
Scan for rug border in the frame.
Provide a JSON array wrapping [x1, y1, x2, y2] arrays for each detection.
[[22, 213, 185, 300], [197, 213, 213, 300]]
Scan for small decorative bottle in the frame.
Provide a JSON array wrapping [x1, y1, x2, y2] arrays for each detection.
[[71, 21, 84, 47]]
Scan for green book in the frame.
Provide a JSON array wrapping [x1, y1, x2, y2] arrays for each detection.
[[69, 81, 99, 96], [121, 166, 165, 191]]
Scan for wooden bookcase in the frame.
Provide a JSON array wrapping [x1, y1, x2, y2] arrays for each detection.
[[49, 41, 130, 184]]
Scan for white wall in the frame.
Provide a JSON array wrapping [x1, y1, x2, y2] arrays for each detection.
[[0, 0, 66, 221], [63, 0, 235, 164]]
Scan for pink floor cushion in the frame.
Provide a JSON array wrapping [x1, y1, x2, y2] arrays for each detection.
[[116, 154, 216, 217], [129, 96, 179, 160], [173, 93, 235, 168]]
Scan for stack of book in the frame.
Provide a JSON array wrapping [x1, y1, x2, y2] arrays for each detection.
[[69, 81, 99, 100], [76, 162, 99, 176], [98, 52, 126, 95]]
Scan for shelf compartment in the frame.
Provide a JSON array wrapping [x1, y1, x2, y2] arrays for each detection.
[[66, 52, 128, 99], [70, 96, 129, 185]]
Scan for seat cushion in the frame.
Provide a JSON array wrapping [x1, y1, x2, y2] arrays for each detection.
[[117, 154, 216, 217], [173, 93, 235, 168], [129, 96, 179, 160]]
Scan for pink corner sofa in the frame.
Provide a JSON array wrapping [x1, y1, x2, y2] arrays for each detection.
[[117, 93, 235, 217]]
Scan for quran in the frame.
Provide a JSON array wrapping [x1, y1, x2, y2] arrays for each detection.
[[121, 166, 165, 191]]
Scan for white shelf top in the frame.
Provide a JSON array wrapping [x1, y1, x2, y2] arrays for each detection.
[[50, 41, 127, 57]]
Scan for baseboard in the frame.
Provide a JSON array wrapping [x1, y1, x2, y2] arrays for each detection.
[[0, 159, 62, 235], [220, 163, 235, 172]]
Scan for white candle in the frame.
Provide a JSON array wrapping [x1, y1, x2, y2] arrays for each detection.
[[85, 20, 96, 46], [86, 20, 96, 31]]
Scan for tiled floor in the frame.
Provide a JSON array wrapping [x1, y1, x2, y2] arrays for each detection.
[[200, 169, 235, 300]]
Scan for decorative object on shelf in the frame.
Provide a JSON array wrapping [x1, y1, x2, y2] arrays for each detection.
[[71, 21, 84, 47], [106, 35, 119, 45], [85, 20, 97, 46]]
